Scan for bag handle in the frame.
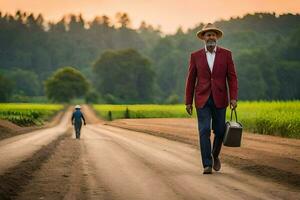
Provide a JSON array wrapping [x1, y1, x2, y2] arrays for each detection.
[[230, 108, 238, 122], [226, 77, 239, 122]]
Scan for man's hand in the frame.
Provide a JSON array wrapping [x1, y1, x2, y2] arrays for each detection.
[[186, 104, 193, 115], [230, 99, 237, 109]]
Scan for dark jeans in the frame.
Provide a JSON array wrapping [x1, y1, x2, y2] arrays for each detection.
[[196, 95, 226, 167], [74, 123, 82, 139]]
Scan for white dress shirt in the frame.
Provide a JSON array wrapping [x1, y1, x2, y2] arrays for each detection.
[[205, 45, 217, 72]]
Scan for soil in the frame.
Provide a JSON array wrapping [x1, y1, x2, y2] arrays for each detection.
[[0, 105, 299, 200], [107, 118, 300, 188], [0, 110, 64, 140]]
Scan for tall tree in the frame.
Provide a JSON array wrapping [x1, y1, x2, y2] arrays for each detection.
[[45, 67, 89, 102], [93, 49, 155, 103], [115, 12, 131, 28]]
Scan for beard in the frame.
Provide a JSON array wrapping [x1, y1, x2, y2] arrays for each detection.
[[206, 40, 216, 47]]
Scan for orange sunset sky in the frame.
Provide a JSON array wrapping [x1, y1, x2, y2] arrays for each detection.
[[0, 0, 299, 33]]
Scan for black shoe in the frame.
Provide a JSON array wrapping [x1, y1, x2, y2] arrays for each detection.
[[213, 157, 221, 171], [203, 166, 212, 174]]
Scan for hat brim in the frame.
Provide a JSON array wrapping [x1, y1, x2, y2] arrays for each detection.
[[196, 28, 223, 40]]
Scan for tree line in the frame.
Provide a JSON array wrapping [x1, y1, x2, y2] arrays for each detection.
[[0, 11, 299, 103]]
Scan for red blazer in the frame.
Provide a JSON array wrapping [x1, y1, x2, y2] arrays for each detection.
[[185, 46, 238, 109]]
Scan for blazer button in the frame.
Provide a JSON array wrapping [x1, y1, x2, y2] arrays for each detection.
[[211, 78, 213, 81]]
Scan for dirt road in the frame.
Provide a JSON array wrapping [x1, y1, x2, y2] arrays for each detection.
[[108, 118, 300, 187], [0, 107, 71, 174], [0, 106, 299, 199]]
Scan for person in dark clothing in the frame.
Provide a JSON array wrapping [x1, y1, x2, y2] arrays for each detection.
[[71, 105, 86, 139]]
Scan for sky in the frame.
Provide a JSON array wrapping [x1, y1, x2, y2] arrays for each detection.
[[0, 0, 299, 33]]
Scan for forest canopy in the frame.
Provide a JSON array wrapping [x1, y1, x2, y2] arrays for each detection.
[[0, 11, 299, 103]]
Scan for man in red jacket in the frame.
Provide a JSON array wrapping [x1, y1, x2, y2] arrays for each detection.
[[185, 23, 238, 174]]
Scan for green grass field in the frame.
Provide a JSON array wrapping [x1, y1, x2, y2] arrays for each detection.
[[0, 103, 64, 126], [93, 101, 300, 138]]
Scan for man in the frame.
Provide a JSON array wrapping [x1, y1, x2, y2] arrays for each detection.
[[185, 23, 238, 174], [71, 105, 86, 139]]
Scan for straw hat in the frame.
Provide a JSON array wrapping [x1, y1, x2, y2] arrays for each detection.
[[196, 23, 223, 40], [75, 105, 81, 109]]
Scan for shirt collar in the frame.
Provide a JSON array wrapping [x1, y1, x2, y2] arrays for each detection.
[[205, 45, 217, 53]]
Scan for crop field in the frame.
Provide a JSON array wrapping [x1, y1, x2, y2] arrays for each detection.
[[93, 101, 300, 138], [233, 101, 300, 138], [0, 103, 64, 126], [93, 104, 191, 120]]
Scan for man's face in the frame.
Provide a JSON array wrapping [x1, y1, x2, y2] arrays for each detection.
[[203, 31, 217, 47]]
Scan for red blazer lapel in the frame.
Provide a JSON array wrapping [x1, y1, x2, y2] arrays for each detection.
[[211, 47, 222, 76]]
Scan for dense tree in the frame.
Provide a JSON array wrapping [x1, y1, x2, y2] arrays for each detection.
[[8, 68, 41, 96], [85, 89, 100, 103], [0, 74, 14, 102], [276, 61, 300, 100], [93, 49, 155, 103], [0, 11, 299, 102], [44, 67, 90, 102]]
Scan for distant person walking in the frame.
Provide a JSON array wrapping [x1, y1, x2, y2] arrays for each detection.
[[71, 105, 86, 139], [185, 23, 238, 174]]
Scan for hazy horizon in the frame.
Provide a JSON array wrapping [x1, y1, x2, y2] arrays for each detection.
[[0, 0, 299, 33]]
